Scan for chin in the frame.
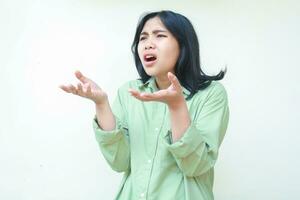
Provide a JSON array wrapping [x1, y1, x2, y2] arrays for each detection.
[[143, 68, 157, 77]]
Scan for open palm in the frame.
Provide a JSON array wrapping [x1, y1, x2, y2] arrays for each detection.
[[128, 72, 184, 106], [59, 70, 107, 105]]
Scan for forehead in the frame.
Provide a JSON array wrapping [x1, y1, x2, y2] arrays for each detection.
[[141, 17, 167, 32]]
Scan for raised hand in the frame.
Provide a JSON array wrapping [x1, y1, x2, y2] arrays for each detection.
[[59, 70, 108, 105], [128, 72, 185, 108]]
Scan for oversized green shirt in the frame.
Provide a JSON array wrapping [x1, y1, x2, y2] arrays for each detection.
[[93, 77, 229, 200]]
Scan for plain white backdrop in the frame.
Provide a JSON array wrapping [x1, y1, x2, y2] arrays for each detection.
[[0, 0, 299, 199]]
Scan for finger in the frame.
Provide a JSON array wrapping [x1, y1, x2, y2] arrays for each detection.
[[69, 84, 78, 95], [128, 88, 152, 97], [128, 89, 148, 99], [167, 72, 181, 89], [128, 88, 140, 96], [140, 90, 168, 101], [151, 90, 168, 98], [59, 85, 71, 93], [128, 89, 152, 101], [75, 70, 89, 84], [77, 83, 83, 95], [141, 92, 160, 99], [132, 94, 152, 101], [86, 83, 92, 95]]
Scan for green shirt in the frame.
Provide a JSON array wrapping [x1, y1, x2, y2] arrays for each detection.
[[93, 77, 229, 200]]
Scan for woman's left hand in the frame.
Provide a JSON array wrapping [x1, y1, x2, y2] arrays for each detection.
[[128, 72, 185, 108]]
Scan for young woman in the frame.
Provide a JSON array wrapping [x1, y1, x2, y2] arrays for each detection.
[[60, 10, 229, 200]]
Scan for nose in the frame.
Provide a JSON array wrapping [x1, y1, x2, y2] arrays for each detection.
[[144, 39, 155, 50]]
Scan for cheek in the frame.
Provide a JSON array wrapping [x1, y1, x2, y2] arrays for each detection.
[[163, 45, 179, 64], [171, 44, 180, 62], [137, 45, 143, 60]]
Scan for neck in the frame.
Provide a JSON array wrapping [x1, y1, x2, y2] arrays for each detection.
[[155, 75, 171, 90]]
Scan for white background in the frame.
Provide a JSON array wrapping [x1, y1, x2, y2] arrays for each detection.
[[0, 0, 299, 199]]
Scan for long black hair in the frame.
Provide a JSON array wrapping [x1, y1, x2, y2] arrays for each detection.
[[131, 10, 227, 100]]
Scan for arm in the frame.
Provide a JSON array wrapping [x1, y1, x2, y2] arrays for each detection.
[[127, 73, 229, 177], [93, 87, 130, 173], [59, 71, 130, 172], [167, 97, 191, 142], [163, 83, 230, 177], [95, 100, 116, 131]]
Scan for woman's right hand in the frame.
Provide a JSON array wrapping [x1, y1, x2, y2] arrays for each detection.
[[59, 70, 108, 105]]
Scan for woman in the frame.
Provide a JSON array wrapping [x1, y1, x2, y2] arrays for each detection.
[[60, 10, 229, 200]]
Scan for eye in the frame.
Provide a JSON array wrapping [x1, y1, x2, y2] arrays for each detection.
[[157, 34, 166, 38], [139, 37, 146, 41]]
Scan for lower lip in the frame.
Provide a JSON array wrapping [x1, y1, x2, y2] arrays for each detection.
[[144, 59, 157, 67]]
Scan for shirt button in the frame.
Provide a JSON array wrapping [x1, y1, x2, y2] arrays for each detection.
[[147, 159, 151, 163], [140, 192, 145, 198], [155, 127, 159, 131]]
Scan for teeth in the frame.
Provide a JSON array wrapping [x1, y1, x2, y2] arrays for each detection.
[[146, 55, 154, 58]]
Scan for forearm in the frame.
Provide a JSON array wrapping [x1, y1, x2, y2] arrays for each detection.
[[95, 100, 116, 131], [168, 99, 191, 142]]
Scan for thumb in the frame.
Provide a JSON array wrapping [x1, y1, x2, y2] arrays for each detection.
[[167, 72, 181, 89], [75, 70, 89, 84]]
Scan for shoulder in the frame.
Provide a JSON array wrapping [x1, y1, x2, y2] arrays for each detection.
[[206, 81, 228, 103], [207, 81, 227, 96], [193, 81, 228, 104]]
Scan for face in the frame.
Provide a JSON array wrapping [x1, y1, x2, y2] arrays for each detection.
[[137, 17, 180, 78]]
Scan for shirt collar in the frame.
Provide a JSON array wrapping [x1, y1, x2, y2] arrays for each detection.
[[138, 76, 190, 97]]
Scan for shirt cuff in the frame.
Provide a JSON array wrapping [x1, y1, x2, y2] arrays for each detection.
[[162, 121, 204, 158], [93, 115, 124, 145]]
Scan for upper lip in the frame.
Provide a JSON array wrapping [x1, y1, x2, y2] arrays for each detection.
[[143, 52, 157, 61]]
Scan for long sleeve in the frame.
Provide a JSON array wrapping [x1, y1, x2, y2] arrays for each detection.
[[93, 86, 130, 173], [163, 82, 229, 177]]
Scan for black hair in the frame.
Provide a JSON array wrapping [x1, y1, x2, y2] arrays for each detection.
[[131, 10, 227, 100]]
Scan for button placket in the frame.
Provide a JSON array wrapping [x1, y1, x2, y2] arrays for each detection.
[[143, 103, 167, 200]]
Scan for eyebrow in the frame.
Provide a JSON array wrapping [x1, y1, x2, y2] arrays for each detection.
[[140, 29, 168, 36]]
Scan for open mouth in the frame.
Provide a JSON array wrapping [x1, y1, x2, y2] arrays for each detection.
[[144, 54, 157, 62]]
